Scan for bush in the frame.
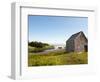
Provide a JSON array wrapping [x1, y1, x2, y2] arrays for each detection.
[[44, 45, 54, 50], [32, 47, 45, 53], [28, 46, 45, 53], [28, 41, 49, 48], [28, 45, 55, 53]]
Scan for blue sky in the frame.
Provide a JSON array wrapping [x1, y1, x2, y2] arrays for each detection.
[[28, 15, 88, 44]]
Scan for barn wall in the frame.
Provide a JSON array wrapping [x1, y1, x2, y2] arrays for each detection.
[[74, 33, 87, 52], [66, 40, 74, 52]]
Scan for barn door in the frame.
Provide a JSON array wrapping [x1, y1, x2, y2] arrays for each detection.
[[84, 45, 88, 52]]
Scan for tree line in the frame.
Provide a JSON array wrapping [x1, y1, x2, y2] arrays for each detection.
[[28, 41, 49, 48]]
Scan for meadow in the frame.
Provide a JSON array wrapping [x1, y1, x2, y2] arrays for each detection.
[[28, 49, 88, 66]]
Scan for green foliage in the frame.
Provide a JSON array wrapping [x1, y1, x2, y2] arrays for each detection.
[[28, 45, 54, 53], [28, 51, 88, 66], [28, 46, 35, 52], [30, 47, 45, 53], [28, 41, 54, 53], [44, 45, 54, 50], [28, 41, 49, 48]]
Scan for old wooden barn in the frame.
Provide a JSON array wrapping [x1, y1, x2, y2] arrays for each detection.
[[66, 31, 88, 52]]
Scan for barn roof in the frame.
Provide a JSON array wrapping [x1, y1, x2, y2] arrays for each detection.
[[66, 31, 87, 42]]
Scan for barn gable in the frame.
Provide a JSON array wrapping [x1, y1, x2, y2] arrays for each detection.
[[66, 31, 88, 52], [67, 32, 81, 42]]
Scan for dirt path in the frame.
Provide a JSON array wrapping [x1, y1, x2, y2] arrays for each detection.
[[32, 49, 64, 55]]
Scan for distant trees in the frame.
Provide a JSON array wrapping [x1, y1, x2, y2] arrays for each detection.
[[28, 41, 54, 53], [28, 41, 49, 48]]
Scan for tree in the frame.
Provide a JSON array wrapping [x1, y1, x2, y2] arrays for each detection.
[[28, 41, 49, 48]]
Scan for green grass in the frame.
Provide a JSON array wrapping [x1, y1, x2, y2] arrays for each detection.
[[28, 50, 88, 66], [28, 45, 54, 53]]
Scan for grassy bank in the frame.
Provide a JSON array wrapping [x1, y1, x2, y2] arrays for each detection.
[[28, 45, 54, 53], [28, 50, 88, 66]]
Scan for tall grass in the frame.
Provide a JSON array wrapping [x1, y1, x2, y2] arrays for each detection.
[[28, 51, 88, 66]]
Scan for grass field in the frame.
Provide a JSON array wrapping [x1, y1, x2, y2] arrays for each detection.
[[28, 49, 88, 66]]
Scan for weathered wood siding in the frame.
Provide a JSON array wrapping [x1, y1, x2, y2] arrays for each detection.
[[74, 33, 87, 52], [66, 40, 74, 52], [66, 31, 88, 52]]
